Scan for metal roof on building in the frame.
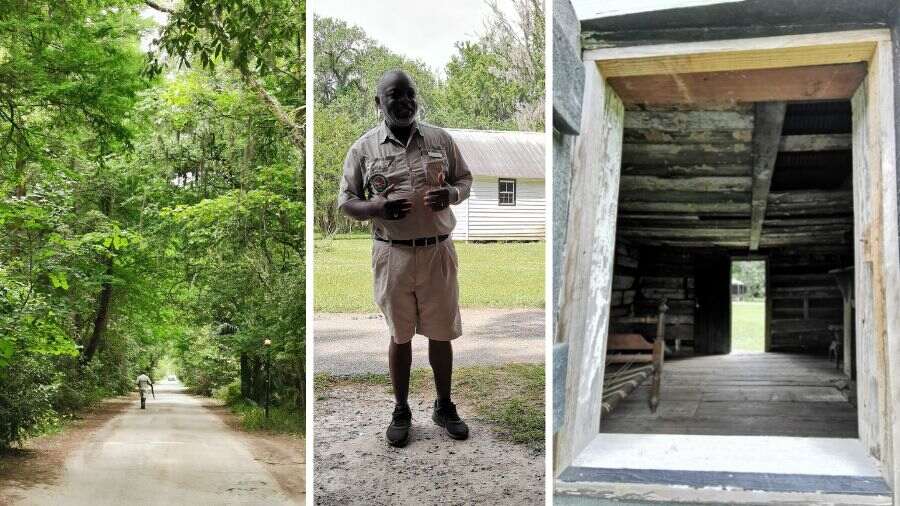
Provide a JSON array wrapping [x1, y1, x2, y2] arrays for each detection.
[[446, 129, 545, 179]]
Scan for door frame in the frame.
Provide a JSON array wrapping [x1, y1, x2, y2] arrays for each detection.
[[554, 28, 900, 501]]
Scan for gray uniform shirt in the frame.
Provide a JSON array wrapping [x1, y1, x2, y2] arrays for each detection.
[[136, 374, 152, 394], [338, 121, 473, 240]]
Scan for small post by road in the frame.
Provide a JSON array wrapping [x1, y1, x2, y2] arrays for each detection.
[[264, 338, 272, 419]]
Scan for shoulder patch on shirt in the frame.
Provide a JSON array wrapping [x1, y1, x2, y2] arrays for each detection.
[[369, 173, 389, 194]]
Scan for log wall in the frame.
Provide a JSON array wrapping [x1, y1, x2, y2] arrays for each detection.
[[609, 245, 696, 348], [768, 249, 852, 351]]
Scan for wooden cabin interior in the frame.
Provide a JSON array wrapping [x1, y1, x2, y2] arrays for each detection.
[[599, 64, 863, 438]]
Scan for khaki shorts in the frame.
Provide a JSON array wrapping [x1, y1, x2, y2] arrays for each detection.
[[372, 239, 462, 344]]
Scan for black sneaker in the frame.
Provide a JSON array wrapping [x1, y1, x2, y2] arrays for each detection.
[[386, 404, 412, 447], [432, 399, 469, 440]]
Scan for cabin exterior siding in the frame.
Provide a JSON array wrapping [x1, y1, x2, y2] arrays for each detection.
[[451, 196, 470, 240], [446, 129, 545, 242], [456, 176, 545, 241]]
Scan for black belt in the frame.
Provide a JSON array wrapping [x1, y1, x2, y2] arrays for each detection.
[[375, 234, 449, 246]]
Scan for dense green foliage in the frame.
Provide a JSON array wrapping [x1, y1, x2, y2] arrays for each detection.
[[732, 260, 766, 299], [1, 0, 304, 446], [313, 0, 545, 234]]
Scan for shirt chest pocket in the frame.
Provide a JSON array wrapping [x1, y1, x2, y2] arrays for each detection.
[[424, 149, 448, 187], [366, 156, 411, 196]]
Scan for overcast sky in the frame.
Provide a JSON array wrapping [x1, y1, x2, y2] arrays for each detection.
[[314, 0, 505, 74]]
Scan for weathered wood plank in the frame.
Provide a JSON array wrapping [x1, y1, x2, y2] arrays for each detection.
[[585, 29, 887, 76], [555, 62, 624, 474], [609, 63, 867, 105], [625, 128, 753, 144], [750, 102, 786, 250], [619, 217, 749, 229], [622, 143, 751, 165], [619, 228, 749, 239], [872, 38, 900, 498], [621, 190, 749, 204], [618, 201, 750, 215], [600, 353, 859, 437], [622, 163, 751, 177], [620, 175, 752, 193], [624, 111, 753, 131], [780, 133, 852, 152]]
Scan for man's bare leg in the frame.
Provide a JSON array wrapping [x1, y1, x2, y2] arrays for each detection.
[[428, 339, 452, 402], [386, 337, 413, 447], [388, 338, 412, 406], [429, 339, 469, 439]]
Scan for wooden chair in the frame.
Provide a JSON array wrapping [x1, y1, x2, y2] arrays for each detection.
[[602, 299, 668, 416]]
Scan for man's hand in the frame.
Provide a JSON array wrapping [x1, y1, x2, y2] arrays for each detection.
[[372, 184, 412, 220], [425, 172, 451, 211]]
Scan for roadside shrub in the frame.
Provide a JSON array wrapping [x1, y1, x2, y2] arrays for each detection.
[[0, 356, 57, 448], [214, 379, 243, 404]]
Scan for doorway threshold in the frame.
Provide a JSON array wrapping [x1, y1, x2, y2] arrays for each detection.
[[556, 433, 891, 503]]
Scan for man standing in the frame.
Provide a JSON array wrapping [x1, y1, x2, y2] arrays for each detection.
[[338, 69, 473, 447], [136, 372, 153, 410]]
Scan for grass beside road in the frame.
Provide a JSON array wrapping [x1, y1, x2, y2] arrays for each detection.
[[314, 236, 544, 313], [316, 363, 545, 449], [214, 382, 304, 435], [732, 300, 765, 352]]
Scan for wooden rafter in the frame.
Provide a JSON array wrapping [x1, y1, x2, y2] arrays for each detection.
[[749, 102, 786, 250]]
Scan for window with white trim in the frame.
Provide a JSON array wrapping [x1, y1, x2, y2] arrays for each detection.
[[498, 178, 516, 206]]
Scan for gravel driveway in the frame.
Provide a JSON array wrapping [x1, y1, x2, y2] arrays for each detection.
[[314, 308, 545, 375]]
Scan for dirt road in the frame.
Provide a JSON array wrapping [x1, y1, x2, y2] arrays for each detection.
[[3, 382, 300, 505], [315, 384, 545, 505], [314, 308, 545, 374]]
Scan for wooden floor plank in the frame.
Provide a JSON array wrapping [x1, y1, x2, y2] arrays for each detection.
[[601, 352, 858, 437]]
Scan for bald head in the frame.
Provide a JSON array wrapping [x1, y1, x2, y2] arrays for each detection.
[[377, 69, 415, 96], [375, 69, 418, 128]]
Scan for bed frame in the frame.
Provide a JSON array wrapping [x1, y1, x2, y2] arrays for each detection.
[[602, 299, 668, 415]]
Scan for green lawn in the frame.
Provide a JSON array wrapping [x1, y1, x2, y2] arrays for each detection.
[[314, 236, 545, 313], [731, 300, 765, 352]]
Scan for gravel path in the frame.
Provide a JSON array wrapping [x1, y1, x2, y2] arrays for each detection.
[[314, 384, 545, 505], [314, 308, 545, 375]]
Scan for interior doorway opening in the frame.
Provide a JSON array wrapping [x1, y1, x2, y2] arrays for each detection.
[[730, 259, 766, 353], [601, 97, 858, 439]]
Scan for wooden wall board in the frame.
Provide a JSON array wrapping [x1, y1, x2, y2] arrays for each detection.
[[853, 72, 887, 481], [870, 39, 900, 496], [554, 63, 624, 476], [608, 64, 867, 105]]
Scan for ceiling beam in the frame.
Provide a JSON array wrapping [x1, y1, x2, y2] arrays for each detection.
[[749, 102, 786, 250]]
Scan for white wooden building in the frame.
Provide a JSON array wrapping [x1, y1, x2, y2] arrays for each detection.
[[447, 129, 545, 241]]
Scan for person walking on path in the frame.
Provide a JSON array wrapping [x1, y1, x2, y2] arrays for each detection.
[[338, 69, 473, 448], [136, 372, 154, 410]]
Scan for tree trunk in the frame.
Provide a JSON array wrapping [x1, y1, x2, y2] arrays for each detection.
[[251, 356, 263, 404], [240, 352, 251, 399], [240, 71, 305, 151], [82, 256, 113, 363], [13, 157, 25, 197], [82, 192, 114, 363]]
